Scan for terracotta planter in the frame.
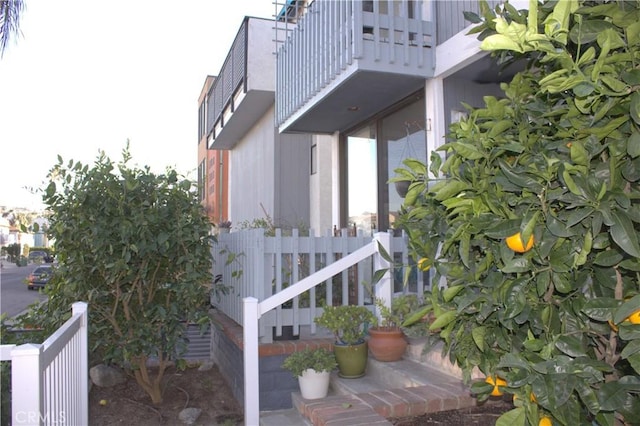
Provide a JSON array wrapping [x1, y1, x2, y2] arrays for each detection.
[[333, 341, 368, 378], [298, 369, 331, 399], [368, 327, 408, 362]]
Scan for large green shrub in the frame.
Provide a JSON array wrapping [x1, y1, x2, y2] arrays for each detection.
[[395, 1, 640, 424], [36, 148, 217, 404]]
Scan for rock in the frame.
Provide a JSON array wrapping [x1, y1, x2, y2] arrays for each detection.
[[198, 360, 214, 371], [178, 407, 202, 425], [89, 364, 126, 387]]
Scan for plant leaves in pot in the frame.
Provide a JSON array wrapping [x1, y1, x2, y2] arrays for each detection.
[[314, 304, 375, 378], [282, 348, 336, 399]]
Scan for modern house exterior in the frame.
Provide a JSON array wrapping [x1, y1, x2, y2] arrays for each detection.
[[198, 0, 529, 413], [198, 17, 311, 230]]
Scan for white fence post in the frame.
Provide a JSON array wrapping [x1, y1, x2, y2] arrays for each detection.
[[374, 232, 393, 319], [12, 343, 44, 426], [243, 297, 260, 426], [72, 302, 89, 426]]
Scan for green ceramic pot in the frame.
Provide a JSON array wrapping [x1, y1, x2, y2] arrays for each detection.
[[333, 340, 368, 378]]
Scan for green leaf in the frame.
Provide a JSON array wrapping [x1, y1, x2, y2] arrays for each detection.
[[582, 298, 620, 321], [451, 142, 485, 160], [621, 340, 640, 360], [471, 326, 487, 352], [610, 211, 640, 258], [593, 250, 623, 267], [501, 257, 531, 274], [546, 215, 575, 237], [480, 34, 524, 53], [555, 335, 587, 357], [433, 180, 469, 201], [570, 142, 589, 167], [631, 92, 640, 126], [443, 285, 464, 302], [463, 11, 482, 24], [575, 380, 600, 415], [628, 131, 640, 158], [485, 219, 521, 239], [429, 310, 457, 331], [496, 407, 526, 426], [627, 353, 640, 375], [598, 378, 639, 411], [613, 295, 640, 324]]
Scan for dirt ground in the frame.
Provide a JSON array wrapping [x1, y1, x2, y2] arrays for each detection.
[[88, 364, 243, 426], [391, 399, 514, 425], [89, 362, 514, 426]]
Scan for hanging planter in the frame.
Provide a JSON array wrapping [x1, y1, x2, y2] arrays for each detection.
[[395, 180, 411, 198]]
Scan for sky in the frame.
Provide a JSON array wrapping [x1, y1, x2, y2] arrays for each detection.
[[0, 0, 276, 210]]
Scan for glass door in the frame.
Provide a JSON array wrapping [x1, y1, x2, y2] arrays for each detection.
[[346, 124, 378, 236]]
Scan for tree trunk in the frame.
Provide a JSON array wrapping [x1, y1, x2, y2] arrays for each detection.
[[131, 355, 168, 404]]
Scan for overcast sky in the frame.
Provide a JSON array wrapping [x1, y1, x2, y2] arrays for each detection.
[[0, 0, 276, 210]]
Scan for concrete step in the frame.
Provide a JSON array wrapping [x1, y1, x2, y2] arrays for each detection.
[[260, 408, 313, 426], [331, 357, 463, 396], [286, 342, 478, 425]]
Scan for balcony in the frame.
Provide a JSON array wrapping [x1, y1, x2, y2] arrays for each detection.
[[207, 18, 275, 150], [276, 0, 434, 134]]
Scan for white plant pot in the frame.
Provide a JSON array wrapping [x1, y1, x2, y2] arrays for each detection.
[[298, 369, 331, 399]]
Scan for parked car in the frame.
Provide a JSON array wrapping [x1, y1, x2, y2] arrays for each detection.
[[28, 251, 54, 263], [27, 265, 54, 290]]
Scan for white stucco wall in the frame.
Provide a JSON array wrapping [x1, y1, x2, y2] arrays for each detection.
[[228, 108, 276, 226], [309, 134, 335, 235]]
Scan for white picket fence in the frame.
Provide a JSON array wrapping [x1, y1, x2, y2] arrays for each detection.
[[212, 228, 426, 342], [0, 302, 88, 426]]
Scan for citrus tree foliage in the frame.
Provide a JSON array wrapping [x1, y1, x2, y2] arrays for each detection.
[[41, 149, 215, 404], [394, 1, 640, 424]]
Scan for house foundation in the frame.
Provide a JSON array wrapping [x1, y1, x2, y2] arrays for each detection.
[[209, 309, 333, 411]]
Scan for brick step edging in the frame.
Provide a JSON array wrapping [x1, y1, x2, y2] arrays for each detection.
[[293, 382, 477, 426]]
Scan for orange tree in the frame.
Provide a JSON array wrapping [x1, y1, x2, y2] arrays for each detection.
[[394, 0, 640, 424]]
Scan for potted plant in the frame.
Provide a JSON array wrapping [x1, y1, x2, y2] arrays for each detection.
[[367, 294, 420, 361], [282, 348, 337, 399], [314, 305, 375, 378], [217, 220, 232, 234]]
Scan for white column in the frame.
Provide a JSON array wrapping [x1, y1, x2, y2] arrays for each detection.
[[425, 78, 445, 178], [243, 297, 260, 426], [12, 343, 44, 426], [73, 302, 89, 426]]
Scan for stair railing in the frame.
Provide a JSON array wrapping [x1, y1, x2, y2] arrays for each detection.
[[242, 232, 391, 425]]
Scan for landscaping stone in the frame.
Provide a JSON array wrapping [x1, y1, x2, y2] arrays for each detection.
[[89, 364, 126, 387], [178, 407, 202, 425]]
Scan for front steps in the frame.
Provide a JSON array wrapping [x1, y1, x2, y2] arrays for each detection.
[[261, 342, 479, 426]]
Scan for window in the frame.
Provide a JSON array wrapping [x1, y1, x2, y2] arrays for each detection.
[[197, 160, 206, 201], [342, 92, 425, 233]]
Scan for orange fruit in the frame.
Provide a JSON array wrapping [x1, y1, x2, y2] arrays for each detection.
[[485, 376, 507, 397], [539, 416, 552, 426], [417, 257, 431, 271], [506, 232, 534, 253], [626, 310, 640, 324]]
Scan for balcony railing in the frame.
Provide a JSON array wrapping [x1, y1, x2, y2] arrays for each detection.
[[276, 0, 434, 131]]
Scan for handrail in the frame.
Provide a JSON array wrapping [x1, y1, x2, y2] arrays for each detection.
[[259, 239, 377, 315], [243, 232, 391, 424]]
